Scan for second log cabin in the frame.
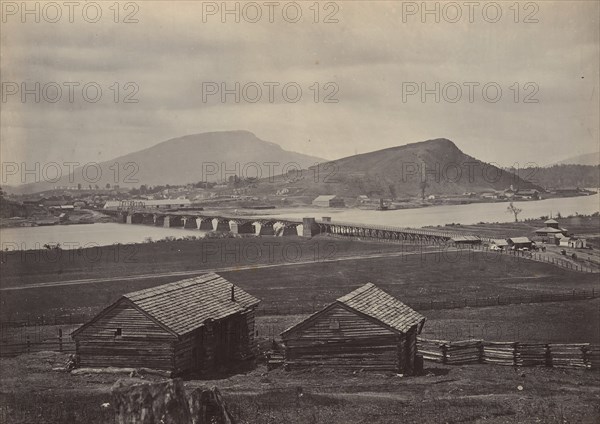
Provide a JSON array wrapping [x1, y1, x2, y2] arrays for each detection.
[[281, 283, 425, 375]]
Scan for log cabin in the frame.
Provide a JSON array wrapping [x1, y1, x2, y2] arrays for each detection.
[[71, 273, 260, 375], [281, 283, 425, 375]]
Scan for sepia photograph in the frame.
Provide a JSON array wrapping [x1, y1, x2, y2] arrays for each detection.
[[0, 1, 599, 422]]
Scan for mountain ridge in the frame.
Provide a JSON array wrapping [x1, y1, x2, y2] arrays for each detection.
[[7, 133, 542, 197], [10, 131, 325, 194]]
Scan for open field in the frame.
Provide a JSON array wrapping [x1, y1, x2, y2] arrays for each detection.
[[0, 351, 599, 424], [1, 236, 598, 423], [0, 236, 412, 289], [1, 237, 597, 320]]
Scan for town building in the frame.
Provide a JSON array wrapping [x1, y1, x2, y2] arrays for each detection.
[[104, 198, 191, 210], [534, 219, 568, 242], [515, 189, 540, 200], [312, 195, 345, 208], [507, 237, 533, 249], [490, 239, 509, 249], [281, 283, 426, 375], [72, 273, 260, 375], [451, 235, 482, 246]]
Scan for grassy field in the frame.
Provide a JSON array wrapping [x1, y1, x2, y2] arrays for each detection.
[[1, 233, 599, 423], [0, 351, 598, 424], [1, 236, 597, 320], [0, 236, 410, 289]]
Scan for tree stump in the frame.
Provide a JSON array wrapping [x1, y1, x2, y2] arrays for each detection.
[[112, 378, 236, 424]]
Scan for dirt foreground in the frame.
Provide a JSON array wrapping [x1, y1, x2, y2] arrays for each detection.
[[1, 351, 598, 423]]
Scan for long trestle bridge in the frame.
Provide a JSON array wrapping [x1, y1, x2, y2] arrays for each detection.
[[109, 209, 474, 244]]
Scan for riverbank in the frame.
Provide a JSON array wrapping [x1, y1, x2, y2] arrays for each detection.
[[0, 209, 115, 229]]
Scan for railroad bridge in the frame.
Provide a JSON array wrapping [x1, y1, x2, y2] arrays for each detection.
[[119, 210, 302, 236], [115, 210, 468, 243], [304, 218, 459, 244]]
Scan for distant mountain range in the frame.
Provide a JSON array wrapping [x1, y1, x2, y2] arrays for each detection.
[[6, 133, 546, 197], [8, 131, 324, 194], [548, 151, 600, 167], [256, 138, 540, 199]]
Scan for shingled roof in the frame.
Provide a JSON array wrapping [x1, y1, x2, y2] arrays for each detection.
[[73, 273, 260, 337], [337, 283, 425, 333], [282, 283, 425, 337]]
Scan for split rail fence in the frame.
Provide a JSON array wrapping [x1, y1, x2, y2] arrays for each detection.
[[418, 337, 600, 370]]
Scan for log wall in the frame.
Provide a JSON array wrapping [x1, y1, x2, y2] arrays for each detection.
[[73, 300, 176, 370], [74, 302, 258, 374], [282, 305, 419, 373]]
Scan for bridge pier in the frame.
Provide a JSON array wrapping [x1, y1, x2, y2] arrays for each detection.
[[274, 222, 299, 236], [256, 221, 276, 236], [302, 218, 320, 237], [126, 213, 143, 224], [154, 215, 165, 226], [230, 221, 255, 234], [196, 218, 213, 230], [182, 217, 198, 229], [164, 215, 183, 228], [212, 218, 230, 232]]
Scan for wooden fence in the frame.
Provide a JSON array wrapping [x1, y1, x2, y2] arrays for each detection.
[[418, 337, 600, 370], [492, 247, 598, 273], [0, 326, 76, 357], [0, 339, 75, 357]]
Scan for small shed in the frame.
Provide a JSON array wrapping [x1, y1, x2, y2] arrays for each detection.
[[281, 283, 425, 375], [558, 235, 571, 247], [72, 273, 260, 375], [451, 235, 482, 246], [491, 239, 509, 249], [508, 237, 533, 249], [312, 195, 345, 208], [568, 238, 587, 249]]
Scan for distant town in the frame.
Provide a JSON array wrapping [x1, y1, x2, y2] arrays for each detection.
[[1, 178, 597, 229]]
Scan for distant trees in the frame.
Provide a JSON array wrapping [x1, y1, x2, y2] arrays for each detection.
[[506, 202, 523, 222]]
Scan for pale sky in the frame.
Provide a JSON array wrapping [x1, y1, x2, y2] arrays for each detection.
[[1, 0, 599, 179]]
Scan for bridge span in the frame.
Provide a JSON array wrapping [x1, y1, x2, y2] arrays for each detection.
[[112, 209, 475, 244]]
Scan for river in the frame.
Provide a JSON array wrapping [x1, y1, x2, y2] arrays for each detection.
[[1, 194, 597, 250], [255, 193, 600, 228], [0, 223, 208, 251]]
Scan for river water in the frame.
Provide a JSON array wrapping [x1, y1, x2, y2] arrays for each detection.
[[0, 223, 207, 251], [1, 194, 597, 250], [258, 193, 600, 228]]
